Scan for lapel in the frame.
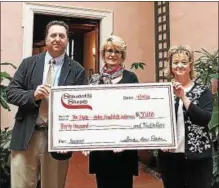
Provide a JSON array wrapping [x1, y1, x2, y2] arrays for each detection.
[[58, 54, 71, 86], [31, 52, 46, 89], [175, 97, 180, 124]]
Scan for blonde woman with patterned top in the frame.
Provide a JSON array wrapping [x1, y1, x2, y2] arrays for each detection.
[[158, 45, 213, 188]]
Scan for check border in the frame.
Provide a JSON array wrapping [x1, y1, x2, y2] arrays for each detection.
[[48, 83, 177, 151]]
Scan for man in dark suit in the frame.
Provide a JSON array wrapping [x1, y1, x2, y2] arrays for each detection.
[[6, 20, 85, 188]]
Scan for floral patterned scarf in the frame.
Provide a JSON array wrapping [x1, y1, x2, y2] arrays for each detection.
[[89, 64, 124, 85]]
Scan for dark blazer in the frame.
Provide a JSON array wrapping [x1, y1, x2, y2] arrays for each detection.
[[159, 82, 213, 160], [179, 82, 213, 159], [6, 52, 85, 160], [89, 70, 139, 176]]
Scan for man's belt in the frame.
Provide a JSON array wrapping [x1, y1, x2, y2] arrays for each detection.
[[35, 122, 48, 131]]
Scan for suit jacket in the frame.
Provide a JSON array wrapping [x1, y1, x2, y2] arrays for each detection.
[[6, 52, 85, 160]]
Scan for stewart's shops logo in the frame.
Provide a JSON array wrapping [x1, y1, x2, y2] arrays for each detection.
[[61, 93, 93, 110]]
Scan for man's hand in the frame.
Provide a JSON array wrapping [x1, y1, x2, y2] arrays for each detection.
[[82, 151, 90, 156], [34, 84, 51, 101]]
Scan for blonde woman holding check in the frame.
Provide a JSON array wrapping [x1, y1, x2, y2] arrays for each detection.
[[158, 45, 213, 188], [83, 35, 139, 188]]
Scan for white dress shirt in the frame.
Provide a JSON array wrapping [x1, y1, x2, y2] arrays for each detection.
[[172, 82, 194, 153]]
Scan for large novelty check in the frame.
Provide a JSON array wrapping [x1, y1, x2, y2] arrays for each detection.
[[48, 83, 177, 152]]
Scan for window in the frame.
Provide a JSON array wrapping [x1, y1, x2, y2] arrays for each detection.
[[154, 1, 170, 82]]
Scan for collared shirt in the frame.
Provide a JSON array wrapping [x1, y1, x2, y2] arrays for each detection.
[[42, 52, 65, 86]]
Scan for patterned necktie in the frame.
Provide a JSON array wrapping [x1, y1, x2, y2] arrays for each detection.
[[38, 59, 56, 123]]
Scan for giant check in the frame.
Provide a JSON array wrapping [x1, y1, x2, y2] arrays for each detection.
[[48, 83, 177, 152]]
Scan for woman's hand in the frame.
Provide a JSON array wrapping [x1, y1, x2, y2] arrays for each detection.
[[113, 148, 124, 153], [161, 149, 175, 152], [82, 151, 90, 156], [57, 151, 70, 154], [173, 82, 185, 99], [173, 81, 191, 110]]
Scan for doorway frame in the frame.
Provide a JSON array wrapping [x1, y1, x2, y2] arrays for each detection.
[[22, 2, 113, 67]]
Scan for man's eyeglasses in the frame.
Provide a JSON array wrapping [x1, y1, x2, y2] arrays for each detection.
[[105, 49, 122, 55]]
